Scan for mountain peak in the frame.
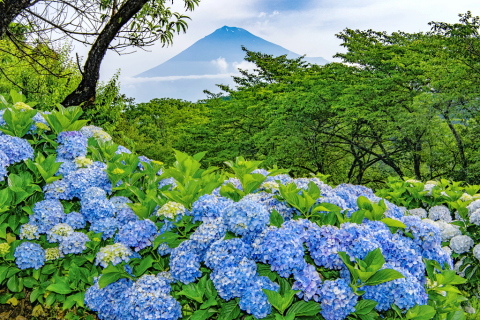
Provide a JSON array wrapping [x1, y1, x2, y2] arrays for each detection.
[[135, 26, 328, 78]]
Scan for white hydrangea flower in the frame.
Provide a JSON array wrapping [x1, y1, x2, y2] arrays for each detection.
[[261, 181, 279, 192], [95, 243, 133, 268], [469, 209, 480, 225], [428, 205, 452, 222], [156, 201, 186, 219], [467, 199, 480, 215], [74, 156, 94, 168], [435, 221, 462, 241], [472, 244, 480, 261], [450, 235, 474, 254], [405, 179, 421, 184], [409, 208, 427, 219], [423, 182, 437, 196], [460, 193, 473, 201]]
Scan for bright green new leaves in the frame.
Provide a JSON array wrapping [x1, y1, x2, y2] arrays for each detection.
[[42, 105, 88, 134], [161, 150, 223, 209], [338, 248, 405, 295], [25, 153, 62, 184]]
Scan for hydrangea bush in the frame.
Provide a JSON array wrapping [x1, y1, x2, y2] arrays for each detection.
[[0, 94, 470, 319]]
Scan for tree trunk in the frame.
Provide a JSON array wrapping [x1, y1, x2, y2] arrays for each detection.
[[0, 0, 35, 39], [62, 0, 149, 108]]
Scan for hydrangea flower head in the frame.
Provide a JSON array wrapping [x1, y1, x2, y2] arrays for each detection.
[[450, 235, 474, 254], [318, 278, 357, 320], [0, 135, 34, 165], [224, 198, 269, 237], [115, 219, 157, 251], [95, 243, 133, 268], [19, 224, 40, 240], [156, 201, 186, 219], [29, 199, 66, 233], [0, 243, 10, 255], [80, 125, 112, 142], [59, 231, 89, 255], [90, 218, 119, 240], [14, 242, 45, 269], [56, 131, 87, 160], [64, 212, 86, 229], [47, 223, 74, 243], [45, 247, 63, 261], [428, 205, 452, 222], [85, 277, 134, 319]]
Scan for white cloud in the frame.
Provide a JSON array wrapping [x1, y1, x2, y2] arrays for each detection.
[[233, 60, 256, 72], [211, 57, 229, 73], [122, 73, 237, 85]]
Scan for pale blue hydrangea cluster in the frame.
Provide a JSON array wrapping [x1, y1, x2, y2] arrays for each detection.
[[59, 231, 90, 254], [85, 273, 180, 320], [14, 242, 45, 269], [44, 161, 112, 200], [0, 150, 9, 181], [0, 135, 34, 166], [56, 131, 88, 160], [29, 199, 67, 233], [223, 198, 270, 238], [428, 205, 452, 222], [80, 125, 112, 142], [318, 278, 358, 320], [189, 194, 233, 222], [115, 219, 158, 252]]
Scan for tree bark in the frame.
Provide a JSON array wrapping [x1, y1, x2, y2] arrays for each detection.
[[0, 0, 36, 39], [61, 0, 149, 108]]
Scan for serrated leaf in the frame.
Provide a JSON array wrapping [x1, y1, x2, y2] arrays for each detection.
[[406, 304, 436, 320], [270, 209, 284, 228], [218, 299, 240, 320]]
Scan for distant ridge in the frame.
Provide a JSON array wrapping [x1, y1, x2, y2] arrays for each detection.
[[136, 26, 328, 78]]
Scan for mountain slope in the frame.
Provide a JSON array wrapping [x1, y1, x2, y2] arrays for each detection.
[[135, 26, 328, 78]]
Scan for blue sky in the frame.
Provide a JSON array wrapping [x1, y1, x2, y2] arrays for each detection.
[[91, 0, 479, 85]]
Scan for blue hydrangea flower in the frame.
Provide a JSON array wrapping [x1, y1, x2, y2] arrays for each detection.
[[189, 217, 227, 255], [116, 207, 139, 225], [29, 199, 66, 234], [14, 242, 45, 270], [115, 219, 158, 251], [0, 135, 34, 165], [190, 194, 234, 222], [80, 125, 112, 142], [62, 163, 112, 200], [400, 216, 442, 252], [169, 240, 202, 284], [115, 145, 132, 154], [81, 197, 116, 223], [210, 257, 258, 301], [56, 131, 87, 160], [319, 278, 358, 320], [252, 226, 307, 277], [239, 282, 273, 319], [59, 231, 89, 255], [110, 196, 132, 210], [205, 238, 253, 270], [85, 278, 134, 320], [362, 264, 428, 311], [224, 198, 269, 237], [0, 150, 9, 181], [306, 224, 353, 270], [90, 218, 119, 240], [43, 179, 71, 200], [428, 205, 452, 222], [124, 275, 181, 320], [157, 243, 172, 256], [292, 264, 323, 301], [55, 158, 77, 177], [64, 212, 86, 229]]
